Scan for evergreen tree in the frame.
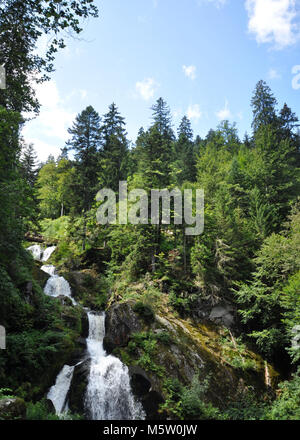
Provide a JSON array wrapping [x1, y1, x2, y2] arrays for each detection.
[[67, 105, 101, 212], [20, 142, 38, 187], [100, 103, 128, 192], [251, 80, 277, 133], [174, 116, 196, 185]]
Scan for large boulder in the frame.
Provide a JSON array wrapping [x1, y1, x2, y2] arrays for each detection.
[[0, 398, 26, 420], [103, 302, 142, 352]]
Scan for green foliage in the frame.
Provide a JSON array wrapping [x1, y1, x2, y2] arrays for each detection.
[[130, 332, 165, 375], [26, 400, 61, 420], [266, 369, 300, 420], [26, 399, 83, 420], [161, 374, 221, 420], [223, 386, 268, 420], [235, 206, 300, 359], [0, 388, 15, 399], [133, 301, 155, 323]]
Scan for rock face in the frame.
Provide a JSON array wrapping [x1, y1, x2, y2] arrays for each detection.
[[104, 300, 279, 419], [0, 398, 26, 420], [209, 303, 235, 328], [103, 302, 142, 352], [69, 358, 90, 415]]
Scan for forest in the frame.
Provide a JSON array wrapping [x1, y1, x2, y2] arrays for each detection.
[[0, 0, 299, 422]]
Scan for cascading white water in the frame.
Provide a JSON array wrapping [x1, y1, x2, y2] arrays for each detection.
[[27, 245, 76, 305], [41, 265, 57, 276], [29, 245, 144, 419], [27, 244, 56, 262], [44, 275, 76, 305], [27, 244, 43, 261], [41, 246, 57, 262], [47, 365, 75, 415], [85, 312, 145, 420]]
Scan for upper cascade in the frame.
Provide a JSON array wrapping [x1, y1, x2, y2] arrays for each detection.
[[27, 244, 56, 262]]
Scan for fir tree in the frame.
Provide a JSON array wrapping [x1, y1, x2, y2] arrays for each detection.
[[174, 116, 196, 185], [100, 103, 128, 192], [251, 80, 277, 133], [20, 142, 38, 187], [67, 105, 101, 212]]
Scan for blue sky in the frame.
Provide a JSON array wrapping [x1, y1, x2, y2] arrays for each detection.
[[23, 0, 300, 161]]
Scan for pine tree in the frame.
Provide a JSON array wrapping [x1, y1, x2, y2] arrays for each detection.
[[67, 105, 101, 212], [174, 116, 196, 185], [100, 103, 128, 192], [251, 80, 277, 133], [20, 142, 38, 187]]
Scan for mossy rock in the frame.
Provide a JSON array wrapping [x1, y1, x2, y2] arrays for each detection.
[[61, 270, 107, 310], [31, 262, 50, 288], [104, 300, 280, 418], [0, 398, 26, 420]]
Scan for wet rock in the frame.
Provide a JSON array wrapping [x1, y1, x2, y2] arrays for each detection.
[[128, 366, 165, 420], [69, 358, 91, 416], [32, 262, 50, 288], [104, 302, 142, 352], [0, 398, 26, 420]]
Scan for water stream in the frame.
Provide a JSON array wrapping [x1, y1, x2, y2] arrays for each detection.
[[27, 244, 145, 420], [85, 312, 145, 420]]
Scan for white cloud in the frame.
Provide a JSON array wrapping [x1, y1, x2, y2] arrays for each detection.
[[135, 78, 158, 101], [245, 0, 299, 49], [216, 100, 232, 120], [183, 65, 197, 80], [23, 80, 75, 161], [187, 104, 202, 121], [268, 68, 281, 79]]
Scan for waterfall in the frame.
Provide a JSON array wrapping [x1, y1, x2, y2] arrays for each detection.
[[41, 265, 56, 276], [41, 246, 57, 262], [29, 245, 144, 419], [44, 275, 76, 305], [27, 244, 43, 261], [47, 365, 75, 415], [27, 245, 77, 305], [85, 312, 145, 420], [27, 244, 56, 262]]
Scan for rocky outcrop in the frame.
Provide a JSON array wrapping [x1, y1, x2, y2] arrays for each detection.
[[61, 270, 107, 310], [0, 398, 26, 420], [104, 300, 279, 419], [103, 302, 142, 352]]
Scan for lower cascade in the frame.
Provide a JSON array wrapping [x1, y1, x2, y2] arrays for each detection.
[[47, 365, 75, 415], [84, 312, 145, 420], [29, 245, 144, 419]]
